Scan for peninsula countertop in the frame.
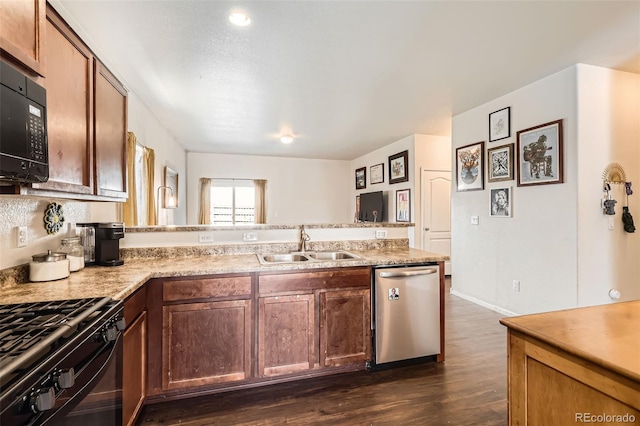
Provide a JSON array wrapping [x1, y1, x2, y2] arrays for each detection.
[[500, 300, 640, 383], [0, 247, 447, 305]]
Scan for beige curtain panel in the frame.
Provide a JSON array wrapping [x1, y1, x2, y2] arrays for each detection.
[[254, 179, 267, 224], [199, 178, 212, 224], [122, 132, 138, 226], [145, 148, 156, 225]]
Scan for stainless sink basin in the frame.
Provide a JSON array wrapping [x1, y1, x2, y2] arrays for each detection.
[[306, 251, 359, 261], [257, 251, 359, 264], [258, 253, 310, 264]]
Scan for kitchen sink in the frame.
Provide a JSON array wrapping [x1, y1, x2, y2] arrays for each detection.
[[306, 251, 359, 260], [258, 253, 310, 263], [257, 251, 360, 265]]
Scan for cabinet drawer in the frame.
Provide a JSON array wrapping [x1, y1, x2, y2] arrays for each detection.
[[259, 267, 370, 295], [163, 275, 252, 302], [124, 286, 146, 325]]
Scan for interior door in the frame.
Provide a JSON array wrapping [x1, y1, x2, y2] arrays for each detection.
[[421, 170, 451, 275]]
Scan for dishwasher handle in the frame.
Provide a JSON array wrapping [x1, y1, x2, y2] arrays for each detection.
[[378, 267, 438, 278]]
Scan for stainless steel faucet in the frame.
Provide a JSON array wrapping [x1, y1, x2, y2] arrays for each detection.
[[299, 225, 311, 252]]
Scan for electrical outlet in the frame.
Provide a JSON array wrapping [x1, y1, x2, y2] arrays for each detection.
[[198, 233, 215, 244], [512, 280, 521, 292], [471, 216, 479, 225], [375, 230, 387, 239], [243, 232, 258, 242], [17, 226, 27, 247]]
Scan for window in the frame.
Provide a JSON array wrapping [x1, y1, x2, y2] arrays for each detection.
[[210, 179, 256, 225]]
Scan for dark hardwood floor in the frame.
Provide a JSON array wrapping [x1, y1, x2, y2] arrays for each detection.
[[137, 279, 508, 425]]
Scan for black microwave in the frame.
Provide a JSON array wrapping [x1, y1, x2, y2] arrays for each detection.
[[0, 59, 48, 183]]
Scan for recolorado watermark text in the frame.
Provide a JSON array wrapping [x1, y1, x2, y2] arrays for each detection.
[[575, 413, 636, 423]]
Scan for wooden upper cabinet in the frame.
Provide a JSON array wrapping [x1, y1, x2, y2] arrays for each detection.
[[33, 6, 93, 194], [0, 0, 45, 76], [94, 60, 127, 199]]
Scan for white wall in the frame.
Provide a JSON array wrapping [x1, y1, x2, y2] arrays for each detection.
[[128, 92, 187, 225], [451, 66, 579, 315], [576, 65, 640, 305], [186, 153, 351, 225], [350, 134, 451, 248]]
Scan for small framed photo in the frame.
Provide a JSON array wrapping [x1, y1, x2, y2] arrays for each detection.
[[456, 141, 485, 192], [355, 167, 366, 190], [487, 143, 514, 183], [517, 119, 564, 187], [396, 189, 411, 222], [370, 163, 384, 184], [388, 150, 409, 184], [490, 187, 512, 217], [489, 107, 510, 142], [163, 166, 179, 208]]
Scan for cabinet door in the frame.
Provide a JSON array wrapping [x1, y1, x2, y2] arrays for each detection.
[[162, 300, 252, 391], [0, 0, 45, 76], [258, 294, 315, 377], [32, 6, 94, 194], [123, 311, 146, 426], [320, 289, 370, 367], [94, 60, 127, 199]]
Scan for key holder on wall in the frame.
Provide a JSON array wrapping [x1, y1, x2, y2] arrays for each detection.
[[601, 163, 635, 233]]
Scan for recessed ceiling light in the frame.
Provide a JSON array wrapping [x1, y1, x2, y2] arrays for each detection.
[[280, 135, 294, 144], [229, 12, 251, 26]]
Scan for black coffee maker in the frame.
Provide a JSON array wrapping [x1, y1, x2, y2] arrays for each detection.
[[77, 222, 125, 266]]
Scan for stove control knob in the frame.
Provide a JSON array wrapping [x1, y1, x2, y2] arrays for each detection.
[[103, 325, 118, 342], [31, 387, 55, 413], [55, 368, 75, 390], [115, 317, 126, 331]]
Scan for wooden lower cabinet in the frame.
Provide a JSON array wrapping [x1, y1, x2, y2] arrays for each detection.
[[145, 267, 371, 401], [258, 294, 315, 376], [123, 286, 147, 426], [162, 299, 252, 390], [320, 289, 370, 367]]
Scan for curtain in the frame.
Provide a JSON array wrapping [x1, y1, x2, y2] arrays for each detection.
[[122, 132, 138, 226], [199, 178, 212, 224], [254, 179, 267, 224], [145, 148, 156, 225]]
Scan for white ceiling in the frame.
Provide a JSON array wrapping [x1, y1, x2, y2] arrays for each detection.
[[53, 1, 640, 161]]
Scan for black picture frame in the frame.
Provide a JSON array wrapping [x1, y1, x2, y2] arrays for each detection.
[[388, 150, 409, 184], [355, 167, 366, 190], [489, 107, 511, 142]]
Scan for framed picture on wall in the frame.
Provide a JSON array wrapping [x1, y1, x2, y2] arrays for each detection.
[[355, 167, 366, 189], [370, 163, 384, 184], [355, 195, 360, 221], [388, 150, 409, 184], [489, 107, 511, 142], [456, 141, 485, 192], [487, 143, 514, 183], [396, 189, 411, 222], [490, 187, 512, 217], [517, 119, 564, 187]]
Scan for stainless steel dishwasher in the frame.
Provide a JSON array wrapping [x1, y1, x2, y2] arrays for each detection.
[[372, 264, 441, 367]]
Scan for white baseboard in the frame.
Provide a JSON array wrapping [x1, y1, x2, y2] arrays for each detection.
[[449, 289, 520, 317]]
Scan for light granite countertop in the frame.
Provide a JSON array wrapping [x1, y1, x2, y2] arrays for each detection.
[[0, 248, 447, 305]]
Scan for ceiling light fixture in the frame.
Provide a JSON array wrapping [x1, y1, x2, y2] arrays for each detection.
[[229, 12, 251, 27], [280, 135, 294, 144]]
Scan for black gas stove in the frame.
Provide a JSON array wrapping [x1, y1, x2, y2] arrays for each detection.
[[0, 297, 124, 426]]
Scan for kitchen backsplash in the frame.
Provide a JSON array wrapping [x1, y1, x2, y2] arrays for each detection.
[[0, 197, 119, 270]]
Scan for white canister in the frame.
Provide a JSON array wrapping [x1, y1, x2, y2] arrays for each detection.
[[30, 250, 70, 282]]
